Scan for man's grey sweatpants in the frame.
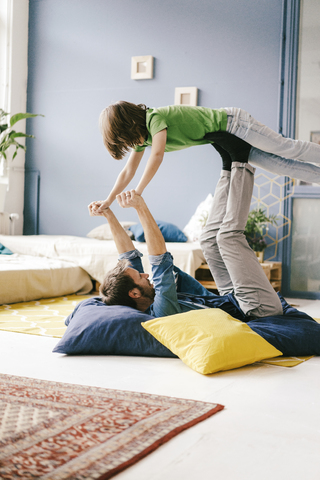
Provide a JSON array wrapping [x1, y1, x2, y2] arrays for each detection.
[[200, 162, 283, 318]]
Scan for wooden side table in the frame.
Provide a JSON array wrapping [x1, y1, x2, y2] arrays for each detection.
[[195, 261, 282, 292]]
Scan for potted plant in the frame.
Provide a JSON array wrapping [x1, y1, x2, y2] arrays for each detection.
[[244, 207, 278, 262], [0, 109, 43, 211]]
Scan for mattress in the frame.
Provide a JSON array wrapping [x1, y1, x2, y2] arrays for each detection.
[[0, 235, 206, 283], [0, 254, 93, 305]]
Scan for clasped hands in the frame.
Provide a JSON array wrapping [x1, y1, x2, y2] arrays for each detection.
[[88, 190, 142, 216]]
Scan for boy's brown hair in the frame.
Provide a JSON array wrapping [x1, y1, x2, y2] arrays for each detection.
[[99, 101, 148, 160]]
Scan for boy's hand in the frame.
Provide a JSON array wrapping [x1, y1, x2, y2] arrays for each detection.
[[97, 199, 111, 213], [117, 190, 144, 209], [88, 200, 109, 216]]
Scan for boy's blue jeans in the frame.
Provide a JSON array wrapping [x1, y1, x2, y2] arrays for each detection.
[[224, 107, 320, 184]]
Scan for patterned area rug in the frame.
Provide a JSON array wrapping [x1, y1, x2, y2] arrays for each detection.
[[0, 374, 224, 479]]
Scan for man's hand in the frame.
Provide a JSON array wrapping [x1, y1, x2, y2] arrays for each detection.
[[88, 200, 110, 216], [116, 190, 144, 210], [117, 189, 166, 256], [88, 202, 134, 254]]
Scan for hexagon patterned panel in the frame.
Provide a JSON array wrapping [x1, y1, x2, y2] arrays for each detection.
[[251, 171, 296, 261]]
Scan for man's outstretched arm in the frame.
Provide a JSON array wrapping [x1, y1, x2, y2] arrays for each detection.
[[117, 190, 180, 317], [116, 190, 166, 256], [88, 204, 134, 254]]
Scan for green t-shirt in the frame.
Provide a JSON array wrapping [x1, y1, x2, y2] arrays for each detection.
[[135, 105, 228, 153]]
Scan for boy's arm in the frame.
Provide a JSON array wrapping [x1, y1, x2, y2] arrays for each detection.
[[88, 149, 144, 214], [135, 129, 167, 196]]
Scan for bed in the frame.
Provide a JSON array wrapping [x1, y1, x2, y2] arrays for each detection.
[[0, 234, 206, 304], [0, 252, 93, 304]]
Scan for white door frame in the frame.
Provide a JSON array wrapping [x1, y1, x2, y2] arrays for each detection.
[[0, 0, 29, 233]]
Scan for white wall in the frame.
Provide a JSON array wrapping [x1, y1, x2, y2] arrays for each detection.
[[0, 0, 29, 234]]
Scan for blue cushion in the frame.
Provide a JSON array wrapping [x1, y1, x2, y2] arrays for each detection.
[[53, 292, 320, 358], [248, 294, 320, 357], [52, 297, 177, 357], [0, 243, 13, 255], [129, 221, 187, 243]]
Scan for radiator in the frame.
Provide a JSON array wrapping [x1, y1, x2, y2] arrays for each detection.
[[0, 213, 19, 235]]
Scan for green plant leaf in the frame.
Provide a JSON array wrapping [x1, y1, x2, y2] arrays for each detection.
[[9, 131, 34, 139], [0, 110, 43, 160], [0, 109, 9, 122], [12, 140, 26, 150], [244, 207, 279, 248], [0, 126, 11, 138], [10, 112, 44, 127]]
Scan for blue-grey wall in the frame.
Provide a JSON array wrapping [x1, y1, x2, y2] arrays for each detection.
[[25, 0, 283, 236]]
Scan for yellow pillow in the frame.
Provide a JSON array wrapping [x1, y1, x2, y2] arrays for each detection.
[[142, 308, 282, 375]]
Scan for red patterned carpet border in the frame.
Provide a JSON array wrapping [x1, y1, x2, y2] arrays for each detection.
[[0, 374, 224, 479]]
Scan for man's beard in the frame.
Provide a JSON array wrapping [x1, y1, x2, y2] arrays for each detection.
[[138, 284, 155, 302]]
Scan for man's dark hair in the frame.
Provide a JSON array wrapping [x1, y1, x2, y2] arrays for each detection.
[[99, 259, 139, 308]]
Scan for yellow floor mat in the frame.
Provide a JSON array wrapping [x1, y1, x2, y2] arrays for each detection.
[[0, 295, 92, 338], [260, 355, 314, 367], [0, 297, 318, 367]]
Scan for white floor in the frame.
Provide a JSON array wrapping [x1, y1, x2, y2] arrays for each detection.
[[1, 298, 320, 480]]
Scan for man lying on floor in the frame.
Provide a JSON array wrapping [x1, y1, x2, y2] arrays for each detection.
[[53, 136, 320, 362], [89, 164, 282, 321]]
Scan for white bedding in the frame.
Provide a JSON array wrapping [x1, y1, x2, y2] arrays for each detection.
[[0, 253, 93, 304], [0, 235, 206, 283]]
